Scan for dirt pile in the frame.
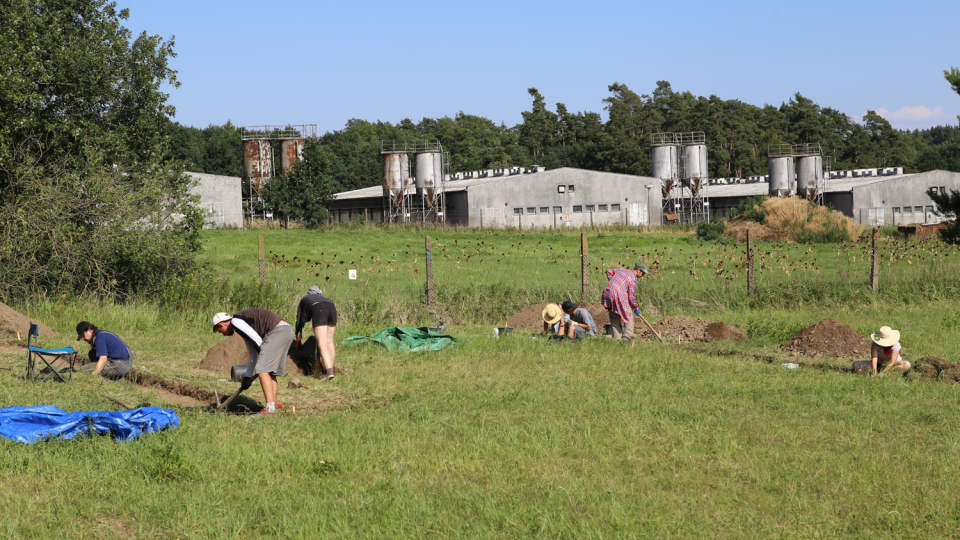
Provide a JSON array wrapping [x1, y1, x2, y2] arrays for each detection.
[[781, 318, 871, 357], [638, 316, 747, 343], [194, 335, 315, 377], [504, 302, 610, 332], [0, 301, 56, 339]]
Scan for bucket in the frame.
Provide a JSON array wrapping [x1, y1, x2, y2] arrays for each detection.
[[496, 327, 513, 337], [230, 364, 248, 382], [604, 323, 613, 336]]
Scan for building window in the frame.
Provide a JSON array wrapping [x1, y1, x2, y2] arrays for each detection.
[[903, 206, 912, 213], [539, 207, 549, 213], [557, 185, 565, 193], [568, 185, 575, 193], [611, 204, 621, 212], [553, 206, 563, 213], [586, 205, 596, 212], [599, 204, 608, 212], [915, 206, 923, 213], [514, 208, 523, 215], [926, 205, 934, 213], [527, 207, 536, 214], [893, 207, 900, 214], [940, 187, 947, 195], [573, 205, 583, 213]]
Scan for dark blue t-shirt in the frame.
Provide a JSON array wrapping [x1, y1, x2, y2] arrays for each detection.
[[93, 330, 132, 361]]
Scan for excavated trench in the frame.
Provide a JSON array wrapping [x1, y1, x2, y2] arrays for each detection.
[[128, 369, 262, 412]]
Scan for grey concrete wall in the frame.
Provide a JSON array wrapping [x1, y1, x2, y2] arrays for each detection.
[[187, 172, 243, 228], [852, 170, 960, 225], [465, 168, 662, 228]]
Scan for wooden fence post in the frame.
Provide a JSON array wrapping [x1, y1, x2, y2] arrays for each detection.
[[581, 233, 589, 301], [871, 227, 879, 293], [258, 234, 265, 283], [425, 236, 435, 311], [747, 229, 755, 297]]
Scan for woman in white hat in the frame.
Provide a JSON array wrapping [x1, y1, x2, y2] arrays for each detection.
[[853, 326, 910, 374]]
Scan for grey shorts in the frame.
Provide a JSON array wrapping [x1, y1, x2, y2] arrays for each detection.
[[253, 323, 294, 376], [569, 325, 587, 339]]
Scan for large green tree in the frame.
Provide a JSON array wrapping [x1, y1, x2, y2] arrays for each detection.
[[0, 0, 203, 300], [262, 139, 338, 228]]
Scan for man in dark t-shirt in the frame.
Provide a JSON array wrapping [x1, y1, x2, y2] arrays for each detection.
[[76, 321, 133, 379]]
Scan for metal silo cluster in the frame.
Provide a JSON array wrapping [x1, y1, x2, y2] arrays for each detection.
[[650, 131, 710, 225], [767, 143, 826, 204], [380, 139, 447, 224], [240, 125, 317, 225]]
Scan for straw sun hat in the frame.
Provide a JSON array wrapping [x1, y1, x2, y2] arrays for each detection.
[[542, 304, 563, 325], [870, 326, 900, 347]]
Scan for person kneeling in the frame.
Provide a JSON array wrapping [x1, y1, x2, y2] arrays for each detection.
[[853, 325, 911, 375], [76, 321, 133, 380], [561, 300, 596, 340]]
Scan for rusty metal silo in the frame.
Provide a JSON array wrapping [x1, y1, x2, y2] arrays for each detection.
[[382, 153, 405, 204], [280, 139, 305, 175]]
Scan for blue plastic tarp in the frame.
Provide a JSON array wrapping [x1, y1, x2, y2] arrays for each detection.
[[0, 406, 179, 444]]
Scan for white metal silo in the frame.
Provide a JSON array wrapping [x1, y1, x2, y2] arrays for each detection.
[[652, 145, 679, 181], [382, 153, 404, 202], [682, 144, 708, 185], [768, 157, 795, 196], [416, 152, 443, 202], [796, 155, 823, 199]]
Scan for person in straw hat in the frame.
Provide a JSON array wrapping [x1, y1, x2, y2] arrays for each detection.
[[853, 326, 910, 375], [542, 303, 566, 337]]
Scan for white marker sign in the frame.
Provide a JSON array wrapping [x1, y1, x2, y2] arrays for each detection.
[[348, 269, 357, 280]]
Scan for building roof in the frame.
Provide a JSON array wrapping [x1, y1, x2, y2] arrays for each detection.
[[332, 167, 929, 201]]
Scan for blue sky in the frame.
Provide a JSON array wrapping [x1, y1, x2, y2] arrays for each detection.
[[123, 0, 960, 133]]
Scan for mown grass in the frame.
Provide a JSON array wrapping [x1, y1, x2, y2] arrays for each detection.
[[2, 227, 960, 538]]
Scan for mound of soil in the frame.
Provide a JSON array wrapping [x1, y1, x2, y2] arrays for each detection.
[[781, 318, 871, 358], [194, 335, 316, 377], [504, 302, 611, 332], [0, 301, 56, 338], [638, 316, 747, 343]]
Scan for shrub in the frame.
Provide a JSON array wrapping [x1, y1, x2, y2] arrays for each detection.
[[696, 220, 726, 241], [730, 196, 769, 223]]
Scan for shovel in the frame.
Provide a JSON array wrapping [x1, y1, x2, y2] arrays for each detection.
[[216, 386, 244, 411], [637, 313, 665, 344]]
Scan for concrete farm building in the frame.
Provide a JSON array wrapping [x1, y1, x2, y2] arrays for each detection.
[[327, 167, 960, 228]]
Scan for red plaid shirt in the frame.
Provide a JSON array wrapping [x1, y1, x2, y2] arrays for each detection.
[[601, 268, 638, 322]]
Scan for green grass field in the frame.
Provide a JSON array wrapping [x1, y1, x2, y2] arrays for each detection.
[[2, 226, 960, 538]]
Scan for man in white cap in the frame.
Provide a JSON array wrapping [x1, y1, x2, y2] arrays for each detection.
[[212, 308, 294, 416], [853, 325, 910, 374]]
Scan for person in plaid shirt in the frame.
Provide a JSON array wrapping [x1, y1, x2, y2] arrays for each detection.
[[601, 262, 649, 342]]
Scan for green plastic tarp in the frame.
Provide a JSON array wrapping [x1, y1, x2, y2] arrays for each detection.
[[342, 327, 456, 352]]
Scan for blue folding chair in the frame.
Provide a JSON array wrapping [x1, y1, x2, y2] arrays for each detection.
[[24, 322, 77, 383]]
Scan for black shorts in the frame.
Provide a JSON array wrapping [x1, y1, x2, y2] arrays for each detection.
[[310, 301, 337, 327]]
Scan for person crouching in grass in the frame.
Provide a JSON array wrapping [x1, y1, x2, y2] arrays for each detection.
[[76, 321, 133, 379], [853, 326, 911, 375]]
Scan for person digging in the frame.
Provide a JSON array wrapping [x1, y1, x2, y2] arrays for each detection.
[[601, 262, 648, 344], [212, 309, 294, 416]]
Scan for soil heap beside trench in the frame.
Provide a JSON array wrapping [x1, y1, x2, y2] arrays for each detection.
[[0, 301, 57, 339], [781, 318, 871, 358], [195, 335, 318, 377], [637, 316, 747, 343]]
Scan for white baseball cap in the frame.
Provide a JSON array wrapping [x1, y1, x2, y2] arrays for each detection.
[[212, 312, 232, 331]]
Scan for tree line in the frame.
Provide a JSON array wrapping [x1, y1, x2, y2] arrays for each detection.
[[165, 80, 960, 196]]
